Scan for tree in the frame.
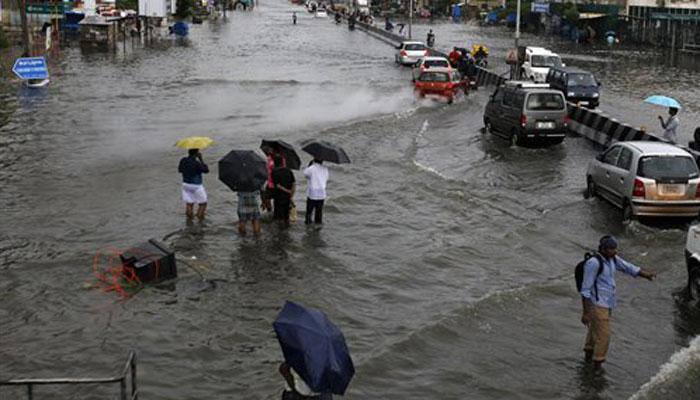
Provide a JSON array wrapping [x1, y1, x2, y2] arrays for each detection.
[[175, 0, 193, 19]]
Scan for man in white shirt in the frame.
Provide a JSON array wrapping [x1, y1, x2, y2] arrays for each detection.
[[303, 159, 329, 225], [659, 107, 680, 144]]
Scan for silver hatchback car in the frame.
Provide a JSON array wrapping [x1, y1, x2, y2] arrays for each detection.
[[585, 141, 700, 220], [394, 41, 428, 66]]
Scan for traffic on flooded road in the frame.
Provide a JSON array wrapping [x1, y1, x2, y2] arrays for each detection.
[[2, 1, 700, 399]]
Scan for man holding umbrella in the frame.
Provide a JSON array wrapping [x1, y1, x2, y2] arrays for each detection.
[[274, 301, 354, 400], [303, 159, 329, 225], [659, 107, 680, 144], [272, 154, 296, 227]]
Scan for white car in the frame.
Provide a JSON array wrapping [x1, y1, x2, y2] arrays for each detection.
[[585, 141, 700, 221], [315, 9, 327, 17], [394, 41, 428, 66], [521, 46, 564, 83], [412, 56, 452, 81], [685, 224, 700, 300]]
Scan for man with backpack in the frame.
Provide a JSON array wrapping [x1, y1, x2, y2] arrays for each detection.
[[577, 235, 656, 369]]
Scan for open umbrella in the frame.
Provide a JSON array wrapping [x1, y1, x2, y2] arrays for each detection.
[[301, 140, 351, 164], [644, 95, 682, 110], [218, 150, 267, 192], [260, 139, 301, 170], [176, 136, 214, 150], [273, 301, 355, 395]]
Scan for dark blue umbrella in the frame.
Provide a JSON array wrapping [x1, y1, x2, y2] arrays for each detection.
[[273, 301, 355, 395]]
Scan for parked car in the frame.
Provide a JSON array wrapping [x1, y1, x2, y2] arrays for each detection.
[[482, 81, 568, 146], [414, 68, 468, 104], [685, 224, 700, 300], [412, 56, 452, 81], [315, 8, 327, 17], [585, 141, 700, 221], [521, 46, 564, 83], [546, 67, 600, 108], [395, 41, 428, 66]]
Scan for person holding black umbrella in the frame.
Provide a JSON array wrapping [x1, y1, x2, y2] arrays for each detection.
[[303, 159, 329, 225], [272, 154, 295, 227]]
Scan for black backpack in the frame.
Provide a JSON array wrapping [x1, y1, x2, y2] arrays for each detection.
[[575, 252, 605, 300]]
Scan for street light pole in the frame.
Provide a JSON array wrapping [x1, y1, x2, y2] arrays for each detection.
[[408, 0, 413, 39], [515, 0, 521, 48]]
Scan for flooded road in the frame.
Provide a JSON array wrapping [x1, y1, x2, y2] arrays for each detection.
[[2, 2, 700, 399]]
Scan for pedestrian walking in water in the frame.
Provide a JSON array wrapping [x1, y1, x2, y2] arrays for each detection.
[[659, 107, 680, 144], [426, 29, 435, 47], [178, 149, 210, 220], [237, 190, 262, 235], [303, 159, 329, 225], [292, 12, 297, 25], [689, 127, 700, 151], [579, 235, 656, 369], [262, 145, 285, 213], [272, 154, 295, 227]]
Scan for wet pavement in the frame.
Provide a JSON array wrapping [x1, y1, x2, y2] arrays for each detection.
[[1, 2, 700, 399]]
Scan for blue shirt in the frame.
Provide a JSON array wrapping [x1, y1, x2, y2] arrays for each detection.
[[580, 254, 640, 309], [178, 156, 209, 185]]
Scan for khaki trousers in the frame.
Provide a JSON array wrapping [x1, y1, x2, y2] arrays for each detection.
[[584, 306, 611, 362]]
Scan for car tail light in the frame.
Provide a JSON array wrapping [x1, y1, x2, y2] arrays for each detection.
[[400, 50, 407, 57], [520, 114, 527, 127], [633, 179, 645, 198], [695, 184, 700, 199]]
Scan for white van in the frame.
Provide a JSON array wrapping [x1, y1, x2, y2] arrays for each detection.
[[521, 47, 564, 83]]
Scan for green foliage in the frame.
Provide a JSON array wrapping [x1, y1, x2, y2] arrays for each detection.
[[116, 0, 138, 11], [0, 29, 9, 50], [551, 1, 578, 22], [498, 0, 533, 21], [175, 0, 193, 19]]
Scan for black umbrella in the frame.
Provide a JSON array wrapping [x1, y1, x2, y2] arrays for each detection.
[[218, 150, 268, 192], [260, 139, 301, 170], [301, 140, 351, 164]]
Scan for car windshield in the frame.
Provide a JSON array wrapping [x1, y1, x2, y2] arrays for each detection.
[[526, 93, 565, 110], [637, 156, 699, 180], [419, 72, 449, 82], [531, 55, 562, 68], [568, 73, 596, 87], [405, 44, 426, 51], [424, 59, 448, 68]]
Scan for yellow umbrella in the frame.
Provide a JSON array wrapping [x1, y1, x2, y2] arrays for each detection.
[[175, 136, 214, 150]]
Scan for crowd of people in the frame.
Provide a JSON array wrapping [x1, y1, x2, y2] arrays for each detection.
[[177, 145, 330, 236]]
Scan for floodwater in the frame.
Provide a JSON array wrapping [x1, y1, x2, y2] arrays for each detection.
[[2, 2, 700, 399]]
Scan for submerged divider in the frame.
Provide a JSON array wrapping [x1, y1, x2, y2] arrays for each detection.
[[330, 9, 699, 159]]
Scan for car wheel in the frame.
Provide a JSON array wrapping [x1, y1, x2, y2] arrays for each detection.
[[510, 130, 520, 147], [585, 177, 596, 199], [484, 118, 492, 134], [622, 200, 635, 223]]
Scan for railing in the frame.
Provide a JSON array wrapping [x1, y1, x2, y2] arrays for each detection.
[[0, 351, 138, 400]]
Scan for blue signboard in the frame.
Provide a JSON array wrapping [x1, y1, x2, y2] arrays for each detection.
[[12, 57, 49, 80]]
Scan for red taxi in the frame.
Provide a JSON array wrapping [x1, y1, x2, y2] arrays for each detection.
[[414, 68, 468, 104]]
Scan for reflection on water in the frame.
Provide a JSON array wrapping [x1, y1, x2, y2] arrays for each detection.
[[574, 362, 609, 400]]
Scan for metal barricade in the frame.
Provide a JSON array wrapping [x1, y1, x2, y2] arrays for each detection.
[[0, 351, 138, 400]]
